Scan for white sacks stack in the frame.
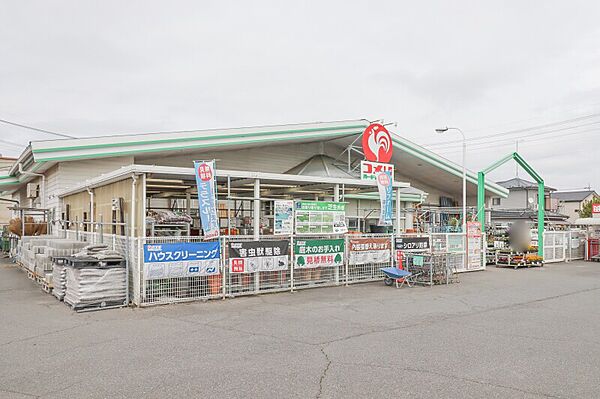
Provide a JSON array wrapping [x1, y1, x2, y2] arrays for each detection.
[[63, 245, 126, 310], [52, 261, 68, 300], [64, 267, 127, 309]]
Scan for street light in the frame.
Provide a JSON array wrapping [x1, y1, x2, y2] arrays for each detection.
[[435, 127, 467, 262]]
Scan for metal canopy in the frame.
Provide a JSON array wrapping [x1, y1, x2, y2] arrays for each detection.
[[477, 152, 545, 257], [57, 164, 411, 198]]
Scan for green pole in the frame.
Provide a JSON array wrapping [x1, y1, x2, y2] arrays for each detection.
[[537, 181, 545, 257], [477, 171, 486, 232]]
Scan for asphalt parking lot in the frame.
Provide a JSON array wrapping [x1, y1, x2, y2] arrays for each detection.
[[1, 259, 600, 399]]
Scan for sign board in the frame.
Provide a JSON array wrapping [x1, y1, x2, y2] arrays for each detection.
[[377, 171, 393, 226], [360, 160, 394, 181], [143, 241, 220, 280], [193, 160, 220, 239], [274, 200, 294, 235], [362, 123, 393, 163], [592, 203, 600, 218], [394, 236, 430, 251], [466, 222, 483, 270], [295, 201, 347, 235], [228, 240, 289, 273], [294, 238, 344, 268], [348, 237, 391, 265]]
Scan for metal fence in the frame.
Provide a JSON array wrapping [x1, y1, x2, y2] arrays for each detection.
[[134, 232, 472, 307], [430, 232, 477, 272], [543, 231, 567, 263], [138, 236, 222, 306], [566, 230, 586, 261], [291, 234, 344, 291], [14, 228, 483, 308], [224, 235, 292, 298], [345, 233, 394, 285]]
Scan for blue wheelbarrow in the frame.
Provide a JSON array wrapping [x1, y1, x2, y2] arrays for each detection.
[[380, 267, 417, 288]]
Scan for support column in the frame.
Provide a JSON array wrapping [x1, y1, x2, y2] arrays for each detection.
[[405, 204, 414, 231], [253, 179, 260, 240], [334, 183, 340, 285], [87, 188, 94, 234], [185, 191, 191, 220], [477, 172, 486, 233], [254, 179, 260, 292], [395, 187, 401, 234], [537, 181, 545, 257]]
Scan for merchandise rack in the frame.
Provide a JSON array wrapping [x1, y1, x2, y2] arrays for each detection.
[[495, 249, 544, 269]]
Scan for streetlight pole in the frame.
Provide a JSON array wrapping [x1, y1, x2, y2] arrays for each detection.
[[435, 127, 467, 267]]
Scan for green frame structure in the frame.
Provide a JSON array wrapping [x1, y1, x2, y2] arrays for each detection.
[[477, 152, 544, 257]]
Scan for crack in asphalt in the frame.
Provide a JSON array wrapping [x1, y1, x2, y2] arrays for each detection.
[[316, 346, 332, 399], [339, 362, 562, 398], [0, 323, 93, 347], [0, 388, 39, 398]]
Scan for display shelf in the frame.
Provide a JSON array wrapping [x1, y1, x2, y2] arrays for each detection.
[[495, 249, 544, 269], [147, 223, 191, 237]]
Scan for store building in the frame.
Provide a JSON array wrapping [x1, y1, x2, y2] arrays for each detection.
[[2, 119, 511, 306], [1, 119, 508, 233]]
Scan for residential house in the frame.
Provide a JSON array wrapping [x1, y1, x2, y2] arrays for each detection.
[[552, 190, 599, 222]]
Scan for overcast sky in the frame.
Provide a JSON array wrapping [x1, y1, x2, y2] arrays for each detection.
[[1, 1, 599, 190]]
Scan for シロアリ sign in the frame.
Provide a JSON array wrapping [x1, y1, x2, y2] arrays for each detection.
[[394, 236, 430, 251], [143, 241, 220, 280], [362, 123, 393, 163], [228, 240, 289, 273], [360, 160, 395, 181], [294, 239, 344, 268], [592, 203, 600, 215]]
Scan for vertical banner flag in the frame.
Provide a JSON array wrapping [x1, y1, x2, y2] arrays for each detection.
[[377, 171, 393, 226], [193, 160, 220, 239]]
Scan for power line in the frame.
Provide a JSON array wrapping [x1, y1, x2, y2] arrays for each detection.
[[435, 128, 599, 156], [0, 118, 75, 139], [426, 121, 600, 151], [0, 139, 26, 148], [422, 112, 600, 148]]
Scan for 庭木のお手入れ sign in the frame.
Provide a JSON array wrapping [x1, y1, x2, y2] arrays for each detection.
[[294, 238, 344, 268]]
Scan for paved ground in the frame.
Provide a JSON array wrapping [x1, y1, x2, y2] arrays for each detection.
[[1, 259, 600, 399]]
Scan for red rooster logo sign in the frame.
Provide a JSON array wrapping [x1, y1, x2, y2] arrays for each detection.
[[362, 123, 393, 163]]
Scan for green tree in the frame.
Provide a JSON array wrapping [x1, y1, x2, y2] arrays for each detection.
[[580, 196, 600, 218]]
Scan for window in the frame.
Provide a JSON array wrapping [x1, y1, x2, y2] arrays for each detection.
[[492, 197, 501, 206]]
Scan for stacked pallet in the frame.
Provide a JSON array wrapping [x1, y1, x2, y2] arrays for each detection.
[[51, 257, 69, 300], [64, 245, 126, 310]]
